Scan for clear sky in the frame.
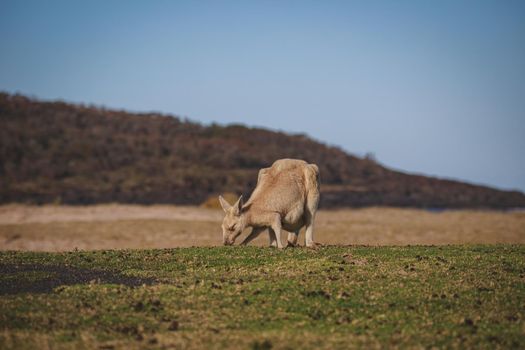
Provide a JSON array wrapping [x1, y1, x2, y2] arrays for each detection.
[[1, 0, 524, 192]]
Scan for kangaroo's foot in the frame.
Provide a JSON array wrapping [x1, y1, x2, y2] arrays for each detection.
[[286, 241, 299, 248], [306, 241, 322, 249]]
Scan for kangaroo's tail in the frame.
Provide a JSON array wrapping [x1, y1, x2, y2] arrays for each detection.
[[305, 164, 320, 193]]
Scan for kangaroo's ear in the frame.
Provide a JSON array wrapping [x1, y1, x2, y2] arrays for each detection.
[[218, 195, 232, 213], [233, 195, 243, 215]]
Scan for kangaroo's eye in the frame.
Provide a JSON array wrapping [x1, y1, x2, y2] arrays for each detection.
[[228, 224, 236, 231]]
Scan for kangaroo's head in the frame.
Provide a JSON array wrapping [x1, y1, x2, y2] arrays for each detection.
[[219, 195, 245, 246]]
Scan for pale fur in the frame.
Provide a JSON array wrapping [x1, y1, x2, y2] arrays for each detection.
[[219, 158, 320, 248]]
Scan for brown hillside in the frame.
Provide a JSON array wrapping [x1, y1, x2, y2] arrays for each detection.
[[1, 92, 524, 208]]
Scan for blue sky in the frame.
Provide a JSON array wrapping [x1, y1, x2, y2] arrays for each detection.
[[1, 1, 524, 192]]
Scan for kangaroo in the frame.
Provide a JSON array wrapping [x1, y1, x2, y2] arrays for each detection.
[[219, 158, 320, 248]]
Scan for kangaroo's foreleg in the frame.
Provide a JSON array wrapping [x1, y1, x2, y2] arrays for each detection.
[[269, 228, 278, 247], [240, 227, 265, 246]]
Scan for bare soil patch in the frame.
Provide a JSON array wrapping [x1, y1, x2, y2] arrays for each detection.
[[0, 263, 156, 295]]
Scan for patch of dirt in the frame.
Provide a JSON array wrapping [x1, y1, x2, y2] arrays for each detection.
[[0, 263, 156, 294], [342, 253, 367, 266]]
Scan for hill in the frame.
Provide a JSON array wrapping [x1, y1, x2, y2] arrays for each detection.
[[1, 92, 524, 208]]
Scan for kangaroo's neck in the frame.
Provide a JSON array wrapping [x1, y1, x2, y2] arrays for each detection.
[[242, 206, 254, 228]]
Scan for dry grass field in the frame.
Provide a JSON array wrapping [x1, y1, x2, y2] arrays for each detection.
[[0, 204, 524, 251]]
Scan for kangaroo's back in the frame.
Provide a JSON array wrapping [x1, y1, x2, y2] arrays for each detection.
[[246, 159, 319, 213]]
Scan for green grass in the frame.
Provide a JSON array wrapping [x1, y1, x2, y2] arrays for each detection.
[[1, 245, 524, 349]]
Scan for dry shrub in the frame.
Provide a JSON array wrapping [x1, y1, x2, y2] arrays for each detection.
[[200, 192, 239, 209]]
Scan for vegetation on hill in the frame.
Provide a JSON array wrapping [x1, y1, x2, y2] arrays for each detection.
[[1, 246, 524, 349], [1, 92, 524, 208]]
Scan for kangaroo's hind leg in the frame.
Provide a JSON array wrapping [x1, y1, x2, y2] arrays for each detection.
[[304, 164, 321, 248], [305, 189, 320, 248]]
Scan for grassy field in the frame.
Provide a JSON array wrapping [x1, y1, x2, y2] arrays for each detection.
[[1, 245, 524, 349]]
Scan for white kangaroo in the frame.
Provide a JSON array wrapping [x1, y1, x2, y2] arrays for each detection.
[[219, 158, 320, 248]]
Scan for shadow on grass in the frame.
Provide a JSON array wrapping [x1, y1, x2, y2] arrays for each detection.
[[0, 263, 156, 295]]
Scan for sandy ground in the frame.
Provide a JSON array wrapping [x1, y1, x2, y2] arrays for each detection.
[[0, 204, 524, 251]]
